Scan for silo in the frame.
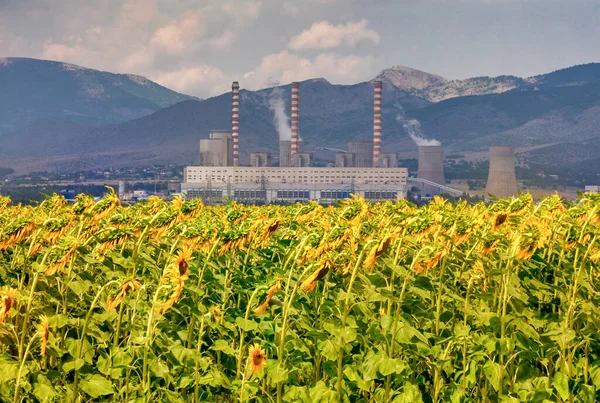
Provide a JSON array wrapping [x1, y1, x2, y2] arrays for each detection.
[[486, 146, 518, 198], [417, 145, 445, 195]]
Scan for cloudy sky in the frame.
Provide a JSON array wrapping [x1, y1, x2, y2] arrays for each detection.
[[1, 0, 599, 97]]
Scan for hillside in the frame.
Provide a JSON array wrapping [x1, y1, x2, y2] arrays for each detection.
[[2, 61, 600, 172], [0, 79, 429, 169], [0, 57, 195, 133], [376, 66, 527, 102]]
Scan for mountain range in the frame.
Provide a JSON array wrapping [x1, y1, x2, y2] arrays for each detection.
[[0, 57, 195, 133], [1, 57, 600, 173]]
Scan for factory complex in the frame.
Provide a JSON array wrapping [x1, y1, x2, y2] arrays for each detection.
[[182, 80, 520, 204]]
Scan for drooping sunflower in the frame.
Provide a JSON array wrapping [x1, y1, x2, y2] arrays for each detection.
[[107, 280, 142, 311], [301, 260, 333, 292], [39, 315, 50, 356], [255, 280, 281, 315], [0, 288, 17, 324]]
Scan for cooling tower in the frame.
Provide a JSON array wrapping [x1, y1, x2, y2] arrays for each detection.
[[291, 82, 299, 166], [486, 146, 518, 198], [280, 140, 303, 167], [373, 81, 382, 167], [232, 82, 240, 166], [118, 181, 125, 199], [417, 145, 446, 196], [279, 141, 291, 167]]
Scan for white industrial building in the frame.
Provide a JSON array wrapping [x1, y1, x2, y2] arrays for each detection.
[[182, 166, 408, 204]]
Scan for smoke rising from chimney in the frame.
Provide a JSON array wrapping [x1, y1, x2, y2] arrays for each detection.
[[268, 85, 292, 142], [395, 104, 441, 146]]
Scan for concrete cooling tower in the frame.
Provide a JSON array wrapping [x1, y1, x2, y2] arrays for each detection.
[[417, 145, 445, 196], [486, 146, 518, 198]]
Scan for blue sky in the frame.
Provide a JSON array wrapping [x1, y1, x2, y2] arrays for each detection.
[[1, 0, 598, 97]]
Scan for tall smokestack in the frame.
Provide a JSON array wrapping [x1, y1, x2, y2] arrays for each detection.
[[417, 145, 446, 196], [486, 146, 518, 198], [232, 81, 240, 166], [373, 81, 382, 167], [291, 82, 299, 166]]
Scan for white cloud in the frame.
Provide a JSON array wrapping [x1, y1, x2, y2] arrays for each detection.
[[151, 13, 204, 54], [206, 30, 236, 50], [244, 50, 376, 89], [120, 47, 155, 70], [282, 3, 299, 16], [151, 65, 228, 96], [288, 19, 380, 50]]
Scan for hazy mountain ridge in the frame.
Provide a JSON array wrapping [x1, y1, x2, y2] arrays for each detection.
[[2, 59, 600, 172], [0, 57, 196, 133], [376, 66, 527, 101], [377, 63, 600, 102]]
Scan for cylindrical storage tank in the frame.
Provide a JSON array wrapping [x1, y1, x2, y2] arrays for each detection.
[[486, 146, 518, 198], [279, 141, 291, 167], [417, 145, 446, 196]]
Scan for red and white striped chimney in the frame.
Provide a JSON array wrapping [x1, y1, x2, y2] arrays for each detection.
[[232, 81, 240, 166], [373, 80, 382, 167], [291, 82, 299, 166]]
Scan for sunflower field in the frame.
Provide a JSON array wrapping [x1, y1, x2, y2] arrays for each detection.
[[1, 191, 600, 402]]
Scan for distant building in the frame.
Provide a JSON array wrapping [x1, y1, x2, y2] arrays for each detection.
[[293, 152, 313, 168], [250, 152, 272, 167], [182, 166, 408, 204], [279, 140, 305, 167], [335, 153, 354, 167], [585, 185, 600, 193], [200, 130, 234, 167], [379, 153, 398, 168], [348, 141, 373, 167]]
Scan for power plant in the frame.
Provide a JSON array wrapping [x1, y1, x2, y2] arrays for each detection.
[[186, 80, 412, 204], [486, 146, 518, 198], [417, 145, 446, 196], [186, 79, 467, 204]]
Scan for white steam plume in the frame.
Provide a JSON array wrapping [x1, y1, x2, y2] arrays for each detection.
[[396, 104, 441, 146], [267, 82, 292, 142]]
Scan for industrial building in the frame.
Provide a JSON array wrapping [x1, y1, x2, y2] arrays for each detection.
[[417, 145, 446, 196], [486, 146, 518, 198], [250, 152, 272, 167], [335, 141, 398, 169], [183, 80, 411, 204], [181, 166, 408, 203], [199, 130, 234, 167]]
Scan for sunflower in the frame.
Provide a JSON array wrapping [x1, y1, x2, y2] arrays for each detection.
[[173, 248, 193, 277], [0, 288, 17, 324], [363, 235, 392, 271], [39, 316, 50, 356], [45, 239, 79, 276], [300, 260, 333, 293], [248, 343, 267, 374], [255, 280, 281, 315], [211, 305, 222, 322], [107, 279, 142, 311]]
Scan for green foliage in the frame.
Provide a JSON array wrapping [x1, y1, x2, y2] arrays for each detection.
[[0, 192, 599, 402]]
